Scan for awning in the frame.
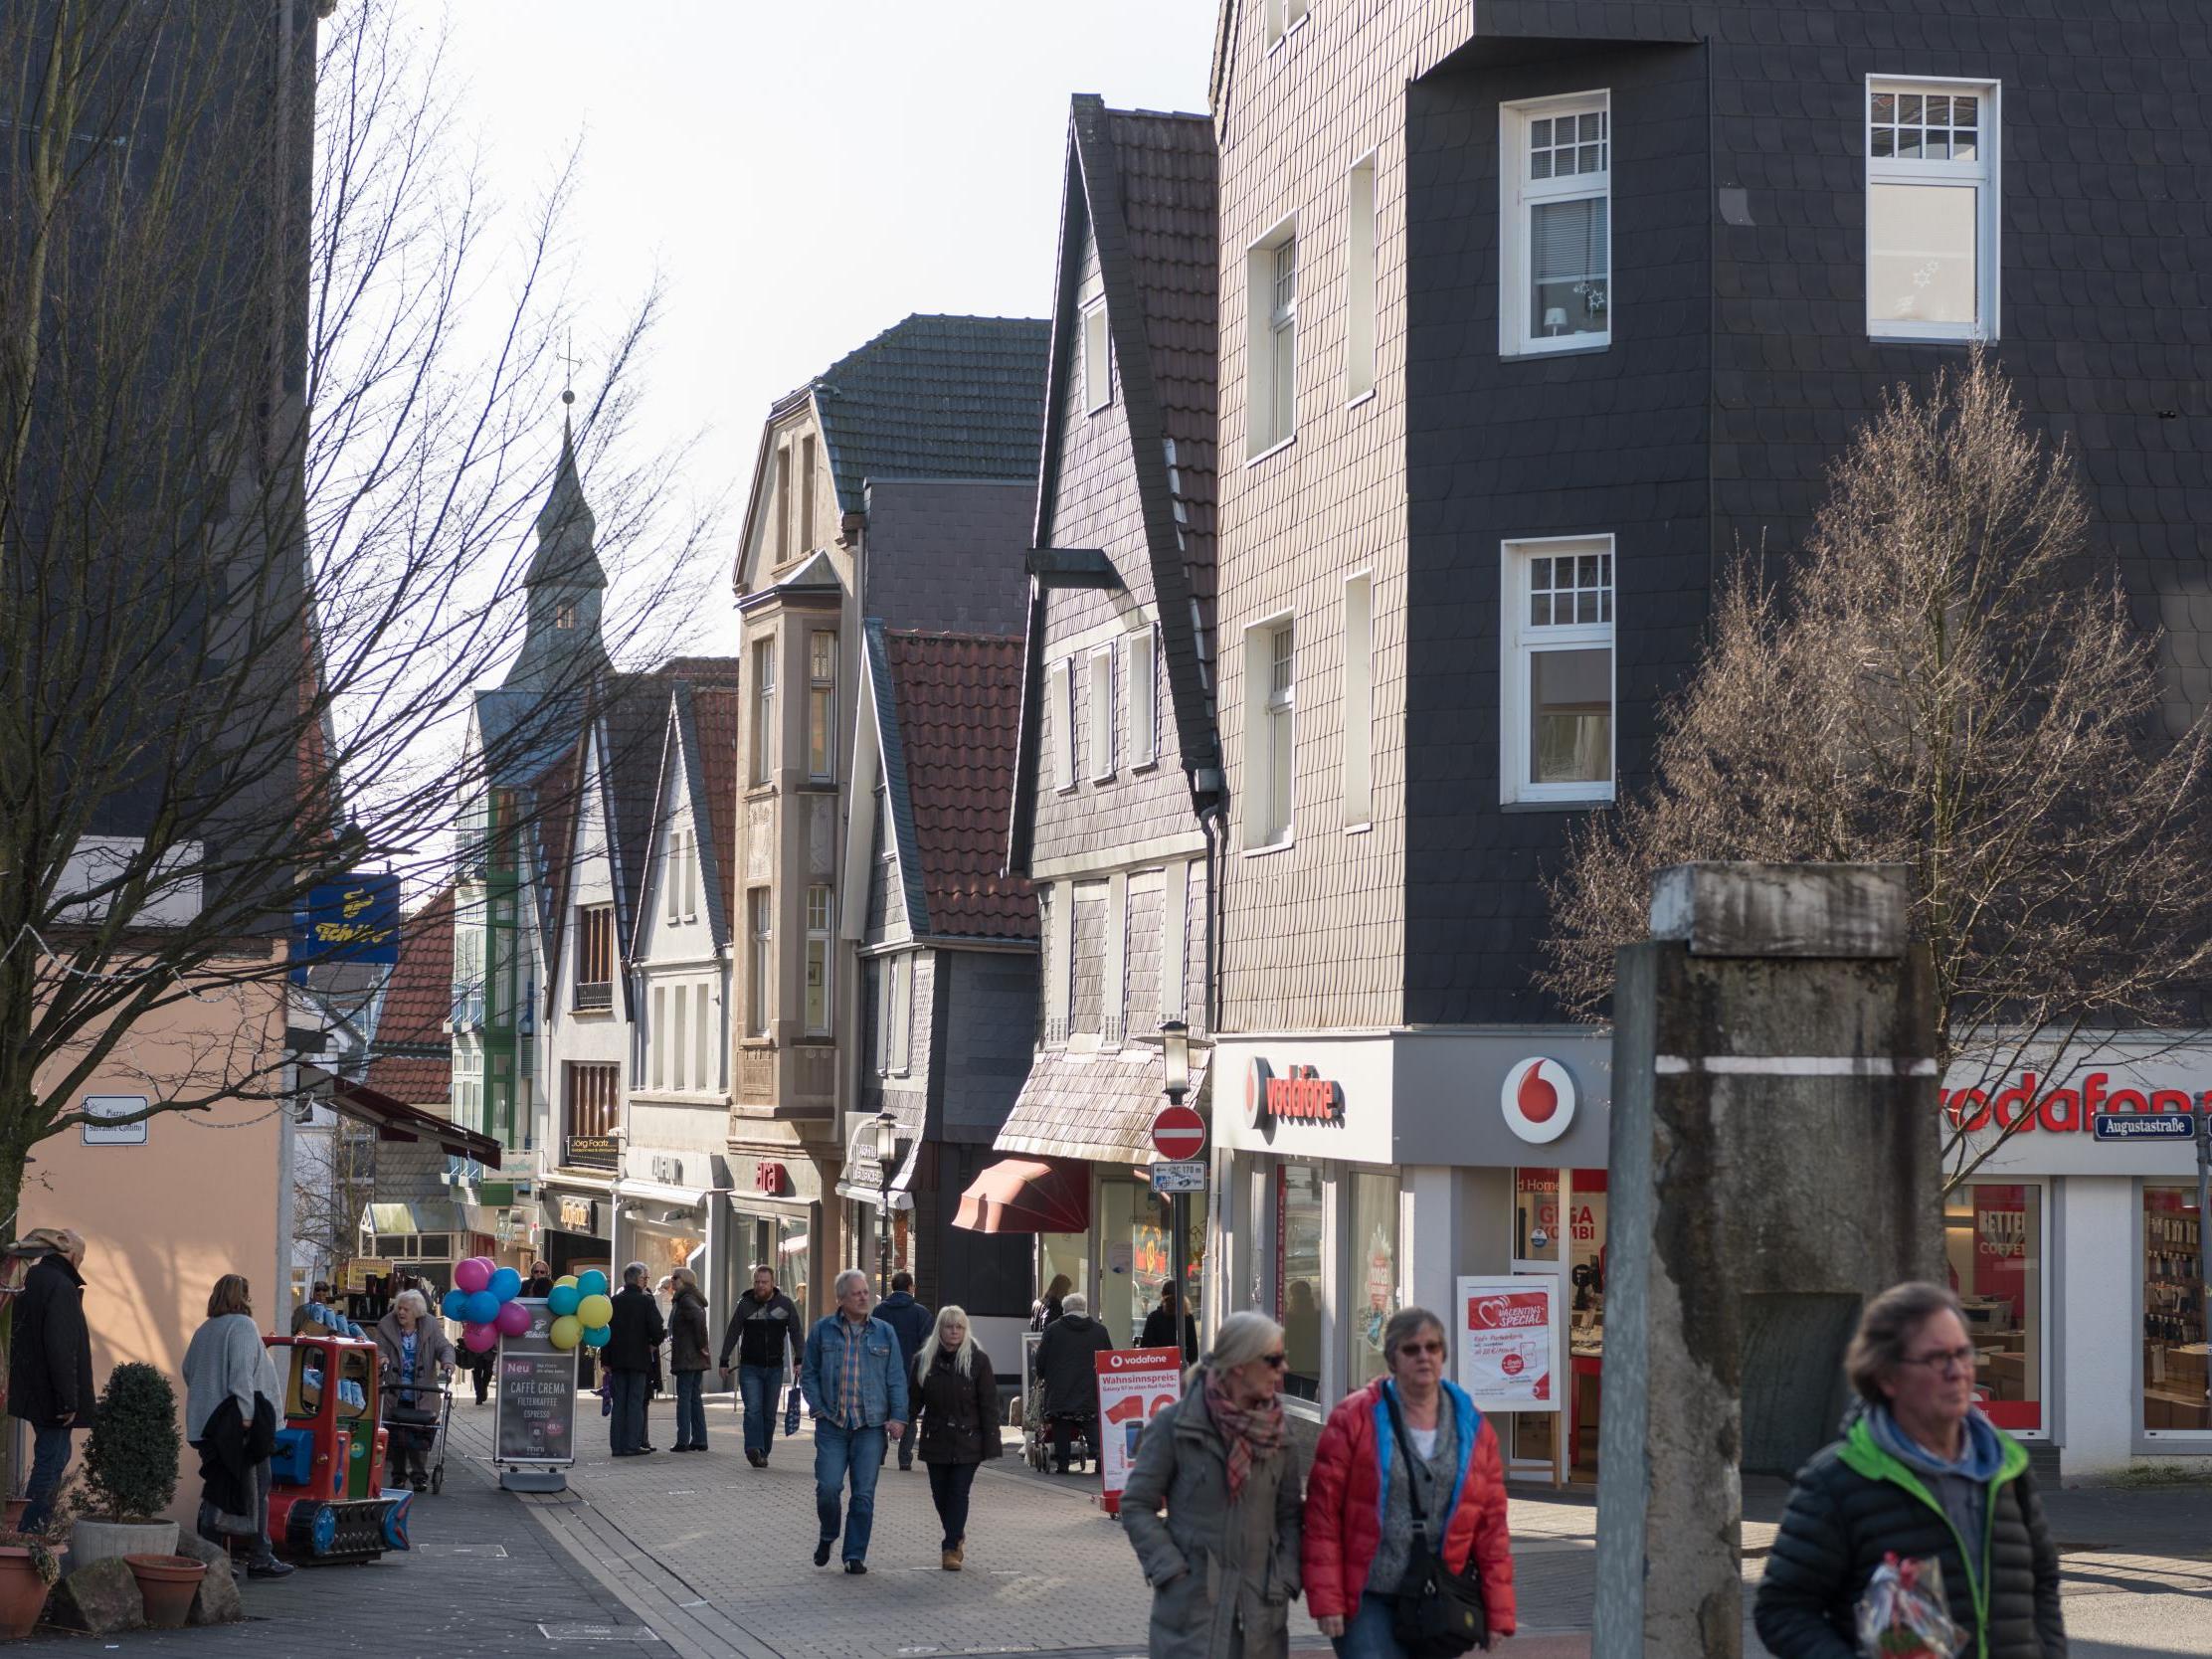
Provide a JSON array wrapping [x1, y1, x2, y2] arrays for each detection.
[[322, 1074, 500, 1165], [834, 1119, 923, 1210], [362, 1201, 463, 1236], [994, 1047, 1211, 1166], [953, 1156, 1091, 1235]]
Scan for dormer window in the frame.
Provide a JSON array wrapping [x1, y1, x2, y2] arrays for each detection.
[[554, 602, 577, 631]]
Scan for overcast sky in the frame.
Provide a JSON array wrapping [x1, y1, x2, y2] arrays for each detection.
[[430, 2, 1217, 549]]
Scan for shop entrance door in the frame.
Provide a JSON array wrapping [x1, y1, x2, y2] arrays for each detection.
[[1506, 1168, 1607, 1483]]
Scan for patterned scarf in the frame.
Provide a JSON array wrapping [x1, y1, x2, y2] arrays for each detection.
[[1203, 1373, 1286, 1504]]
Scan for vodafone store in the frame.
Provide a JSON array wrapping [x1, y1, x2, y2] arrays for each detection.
[[1208, 1030, 1613, 1481]]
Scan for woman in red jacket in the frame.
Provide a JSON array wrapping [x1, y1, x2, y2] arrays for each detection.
[[1303, 1307, 1515, 1655]]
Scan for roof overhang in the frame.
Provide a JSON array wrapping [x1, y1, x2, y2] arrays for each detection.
[[312, 1069, 500, 1165], [1026, 546, 1123, 590]]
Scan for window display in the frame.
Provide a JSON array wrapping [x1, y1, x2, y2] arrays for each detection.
[[1347, 1172, 1400, 1391], [1943, 1182, 2043, 1432], [1514, 1169, 1561, 1263], [2142, 1185, 2209, 1433], [1278, 1162, 1325, 1401]]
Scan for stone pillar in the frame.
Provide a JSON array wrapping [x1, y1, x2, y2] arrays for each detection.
[[1593, 864, 1942, 1659]]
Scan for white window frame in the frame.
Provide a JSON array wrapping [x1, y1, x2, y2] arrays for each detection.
[[1266, 0, 1310, 48], [1050, 658, 1078, 791], [747, 889, 772, 1037], [650, 984, 666, 1091], [1242, 616, 1296, 850], [1125, 626, 1158, 770], [804, 885, 832, 1036], [1082, 300, 1112, 414], [1342, 574, 1374, 828], [1865, 76, 2000, 343], [693, 983, 711, 1092], [1499, 91, 1612, 357], [1345, 154, 1377, 403], [888, 953, 912, 1076], [1500, 535, 1616, 806], [808, 630, 838, 783], [751, 638, 776, 785], [1245, 221, 1298, 460], [671, 980, 688, 1092], [681, 826, 697, 921], [1088, 647, 1117, 781]]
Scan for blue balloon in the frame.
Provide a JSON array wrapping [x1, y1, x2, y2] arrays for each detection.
[[547, 1283, 582, 1317], [462, 1289, 499, 1326], [581, 1322, 611, 1349], [441, 1289, 469, 1321], [576, 1269, 609, 1299], [488, 1266, 522, 1302]]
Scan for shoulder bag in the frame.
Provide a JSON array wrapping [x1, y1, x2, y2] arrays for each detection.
[[1382, 1383, 1490, 1656]]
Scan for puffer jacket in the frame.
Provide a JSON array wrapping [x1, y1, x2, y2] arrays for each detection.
[[913, 1344, 1004, 1465], [1754, 1413, 2066, 1659], [1301, 1378, 1516, 1633]]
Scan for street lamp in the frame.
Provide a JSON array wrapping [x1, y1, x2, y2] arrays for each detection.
[[873, 1109, 901, 1295], [1157, 1020, 1192, 1366], [1161, 1019, 1190, 1106]]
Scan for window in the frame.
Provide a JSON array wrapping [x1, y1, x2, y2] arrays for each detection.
[[1125, 628, 1158, 769], [776, 445, 792, 562], [1348, 1172, 1401, 1391], [563, 1062, 619, 1167], [886, 953, 912, 1074], [671, 982, 688, 1091], [1088, 648, 1116, 780], [576, 905, 614, 1010], [746, 889, 772, 1037], [1265, 0, 1309, 47], [1867, 80, 1998, 341], [1343, 575, 1373, 825], [1501, 92, 1610, 355], [1243, 620, 1295, 847], [1082, 301, 1112, 413], [800, 433, 817, 552], [693, 983, 711, 1090], [1278, 1162, 1325, 1402], [1049, 659, 1076, 791], [1945, 1183, 2045, 1434], [805, 886, 831, 1035], [1246, 232, 1298, 457], [1345, 157, 1377, 400], [681, 827, 698, 919], [1502, 538, 1613, 804], [664, 827, 696, 924], [650, 985, 666, 1089], [2143, 1184, 2207, 1434], [750, 639, 776, 785], [553, 601, 577, 631], [807, 631, 838, 782]]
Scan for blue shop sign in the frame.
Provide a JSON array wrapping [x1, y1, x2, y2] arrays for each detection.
[[295, 874, 402, 965]]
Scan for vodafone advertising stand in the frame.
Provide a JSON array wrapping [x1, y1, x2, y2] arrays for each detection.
[[1094, 1347, 1185, 1514]]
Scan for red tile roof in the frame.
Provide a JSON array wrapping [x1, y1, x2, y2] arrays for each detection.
[[882, 631, 1036, 941], [366, 885, 455, 1106]]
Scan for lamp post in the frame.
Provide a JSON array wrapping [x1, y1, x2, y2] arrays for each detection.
[[1159, 1020, 1192, 1368], [873, 1109, 901, 1296]]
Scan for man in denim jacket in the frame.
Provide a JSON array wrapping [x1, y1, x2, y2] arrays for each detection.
[[801, 1268, 910, 1572]]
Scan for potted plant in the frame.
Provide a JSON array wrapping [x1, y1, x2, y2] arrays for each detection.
[[0, 1532, 59, 1639], [67, 1364, 181, 1568]]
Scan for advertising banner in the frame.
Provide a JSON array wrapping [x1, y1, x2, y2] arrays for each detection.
[[293, 873, 402, 966], [1456, 1275, 1561, 1413], [493, 1300, 579, 1468], [1092, 1347, 1184, 1515]]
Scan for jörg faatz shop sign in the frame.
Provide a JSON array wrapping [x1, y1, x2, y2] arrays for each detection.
[[1455, 1276, 1561, 1413]]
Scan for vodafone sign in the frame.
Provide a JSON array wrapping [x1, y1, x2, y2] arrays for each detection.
[[1245, 1058, 1345, 1130], [1501, 1057, 1575, 1144]]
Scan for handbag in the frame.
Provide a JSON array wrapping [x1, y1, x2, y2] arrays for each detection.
[[1382, 1384, 1490, 1657], [783, 1383, 804, 1437]]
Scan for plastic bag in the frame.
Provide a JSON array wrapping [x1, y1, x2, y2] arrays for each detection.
[[1855, 1553, 1965, 1658], [783, 1384, 803, 1437]]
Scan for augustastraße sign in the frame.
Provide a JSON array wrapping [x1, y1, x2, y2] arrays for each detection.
[[2093, 1113, 2198, 1142]]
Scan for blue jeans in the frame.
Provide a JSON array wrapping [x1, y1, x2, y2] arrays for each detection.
[[20, 1424, 74, 1534], [673, 1371, 707, 1449], [608, 1369, 648, 1454], [739, 1364, 781, 1459], [1332, 1593, 1411, 1659], [813, 1420, 886, 1563]]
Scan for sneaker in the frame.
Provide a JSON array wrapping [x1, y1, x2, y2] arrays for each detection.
[[843, 1560, 867, 1575], [814, 1539, 834, 1567], [246, 1558, 295, 1579]]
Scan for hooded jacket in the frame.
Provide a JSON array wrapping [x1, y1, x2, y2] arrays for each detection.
[[7, 1254, 93, 1429]]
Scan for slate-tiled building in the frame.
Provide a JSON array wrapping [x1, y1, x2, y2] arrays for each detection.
[[996, 98, 1224, 1352], [1206, 0, 2212, 1477]]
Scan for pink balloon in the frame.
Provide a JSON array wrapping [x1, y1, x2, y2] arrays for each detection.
[[453, 1257, 491, 1294], [461, 1321, 498, 1353], [493, 1299, 531, 1338]]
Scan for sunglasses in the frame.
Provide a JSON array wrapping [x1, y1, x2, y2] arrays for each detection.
[[1259, 1353, 1288, 1369], [1397, 1340, 1446, 1358]]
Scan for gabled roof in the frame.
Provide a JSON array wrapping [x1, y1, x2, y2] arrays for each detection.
[[365, 886, 456, 1106], [637, 678, 740, 954], [867, 625, 1035, 942]]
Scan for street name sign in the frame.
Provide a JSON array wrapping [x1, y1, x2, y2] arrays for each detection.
[[2093, 1113, 2198, 1142], [1149, 1159, 1207, 1194]]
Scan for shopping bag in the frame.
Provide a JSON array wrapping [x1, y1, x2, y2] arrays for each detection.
[[784, 1384, 803, 1437]]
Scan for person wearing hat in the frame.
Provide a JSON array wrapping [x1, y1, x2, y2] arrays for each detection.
[[8, 1228, 94, 1534]]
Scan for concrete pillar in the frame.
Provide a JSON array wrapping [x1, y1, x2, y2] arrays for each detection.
[[1402, 1166, 1465, 1326], [2056, 1176, 2130, 1477], [1594, 864, 1941, 1659]]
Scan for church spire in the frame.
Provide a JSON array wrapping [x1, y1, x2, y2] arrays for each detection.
[[503, 386, 610, 691]]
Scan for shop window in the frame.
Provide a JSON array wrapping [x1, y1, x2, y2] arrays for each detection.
[[1944, 1182, 2043, 1433], [777, 1215, 811, 1316], [1347, 1172, 1400, 1392], [1278, 1162, 1326, 1402], [2143, 1184, 2208, 1434], [1514, 1168, 1562, 1263]]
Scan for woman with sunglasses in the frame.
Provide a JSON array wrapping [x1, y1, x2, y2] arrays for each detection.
[[1303, 1307, 1515, 1656], [1121, 1309, 1305, 1658], [1755, 1281, 2065, 1659]]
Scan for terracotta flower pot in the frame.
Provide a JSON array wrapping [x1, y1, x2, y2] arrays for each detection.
[[0, 1550, 49, 1640], [0, 1502, 26, 1533], [121, 1555, 205, 1631]]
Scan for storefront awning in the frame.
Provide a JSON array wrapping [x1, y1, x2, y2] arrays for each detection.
[[952, 1157, 1091, 1235], [363, 1201, 462, 1236], [324, 1075, 500, 1165], [835, 1119, 923, 1209], [994, 1047, 1211, 1167]]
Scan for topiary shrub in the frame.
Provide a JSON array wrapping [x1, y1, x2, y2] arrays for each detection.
[[80, 1364, 179, 1523]]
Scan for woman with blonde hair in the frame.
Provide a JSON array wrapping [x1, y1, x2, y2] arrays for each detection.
[[181, 1275, 291, 1577], [911, 1305, 1003, 1570]]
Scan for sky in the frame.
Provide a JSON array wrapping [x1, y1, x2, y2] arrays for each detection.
[[427, 1, 1218, 570]]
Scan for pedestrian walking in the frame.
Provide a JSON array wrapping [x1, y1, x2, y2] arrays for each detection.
[[800, 1268, 909, 1574], [373, 1289, 456, 1490], [7, 1228, 93, 1535], [1121, 1310, 1305, 1659], [1303, 1306, 1515, 1656], [1029, 1272, 1073, 1333], [181, 1274, 293, 1579], [719, 1263, 804, 1468], [1141, 1281, 1199, 1363], [1033, 1290, 1114, 1474], [1755, 1281, 2067, 1659], [525, 1261, 555, 1298], [875, 1270, 931, 1470], [605, 1262, 666, 1458], [911, 1304, 1002, 1570], [668, 1267, 712, 1452]]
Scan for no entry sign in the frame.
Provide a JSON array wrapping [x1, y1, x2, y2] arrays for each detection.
[[1151, 1104, 1206, 1161]]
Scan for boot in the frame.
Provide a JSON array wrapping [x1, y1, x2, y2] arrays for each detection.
[[942, 1544, 964, 1571]]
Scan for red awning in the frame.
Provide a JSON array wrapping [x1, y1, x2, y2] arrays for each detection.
[[953, 1157, 1090, 1235], [326, 1076, 501, 1165]]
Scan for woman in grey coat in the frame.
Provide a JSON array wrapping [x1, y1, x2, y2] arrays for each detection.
[[1122, 1310, 1305, 1659]]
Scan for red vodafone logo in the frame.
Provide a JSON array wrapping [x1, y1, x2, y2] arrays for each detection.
[[1501, 1058, 1575, 1145]]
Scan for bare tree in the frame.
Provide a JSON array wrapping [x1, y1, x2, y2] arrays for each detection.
[[1541, 354, 2212, 1190]]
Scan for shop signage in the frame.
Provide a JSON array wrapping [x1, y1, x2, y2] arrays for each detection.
[[2094, 1113, 2198, 1142], [1501, 1059, 1576, 1145], [1456, 1275, 1561, 1413], [564, 1135, 618, 1170], [1243, 1059, 1344, 1129], [1946, 1071, 2212, 1136], [1150, 1103, 1207, 1161], [80, 1095, 148, 1147], [292, 872, 402, 966], [1092, 1347, 1184, 1515], [1149, 1159, 1207, 1195], [557, 1197, 594, 1232], [649, 1155, 685, 1185], [493, 1300, 578, 1472], [754, 1161, 789, 1196]]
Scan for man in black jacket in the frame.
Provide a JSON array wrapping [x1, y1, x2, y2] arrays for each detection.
[[8, 1229, 94, 1533], [719, 1264, 804, 1468], [874, 1272, 931, 1470], [604, 1263, 666, 1458], [1032, 1292, 1114, 1474]]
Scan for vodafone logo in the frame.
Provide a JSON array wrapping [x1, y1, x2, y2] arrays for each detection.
[[1473, 1294, 1547, 1330], [1246, 1058, 1271, 1129], [1246, 1057, 1344, 1131], [1501, 1058, 1575, 1145]]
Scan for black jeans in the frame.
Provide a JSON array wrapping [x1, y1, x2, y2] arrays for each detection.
[[1050, 1414, 1094, 1473], [926, 1459, 979, 1549]]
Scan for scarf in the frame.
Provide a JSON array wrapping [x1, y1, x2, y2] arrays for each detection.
[[1202, 1373, 1286, 1504]]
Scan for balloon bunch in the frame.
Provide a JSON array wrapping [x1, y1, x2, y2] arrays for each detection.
[[441, 1257, 531, 1354], [543, 1269, 614, 1353]]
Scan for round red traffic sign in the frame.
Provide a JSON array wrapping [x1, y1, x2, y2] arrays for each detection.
[[1151, 1103, 1206, 1162]]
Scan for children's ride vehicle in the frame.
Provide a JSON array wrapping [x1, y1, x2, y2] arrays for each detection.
[[263, 1334, 414, 1563]]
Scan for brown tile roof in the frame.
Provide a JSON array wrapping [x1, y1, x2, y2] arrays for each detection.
[[995, 1047, 1210, 1165], [366, 885, 455, 1106], [880, 629, 1036, 941]]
